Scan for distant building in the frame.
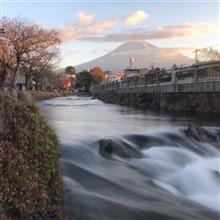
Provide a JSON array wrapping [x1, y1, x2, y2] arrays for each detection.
[[64, 79, 73, 92], [104, 71, 125, 82], [16, 75, 37, 91], [174, 60, 220, 82], [129, 57, 135, 69], [124, 68, 149, 78], [16, 75, 26, 90], [64, 74, 75, 92]]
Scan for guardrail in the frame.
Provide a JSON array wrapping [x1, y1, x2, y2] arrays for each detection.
[[92, 79, 220, 94]]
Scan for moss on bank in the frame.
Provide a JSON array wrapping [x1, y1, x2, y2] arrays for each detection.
[[0, 94, 64, 219], [30, 91, 61, 101], [18, 91, 62, 102]]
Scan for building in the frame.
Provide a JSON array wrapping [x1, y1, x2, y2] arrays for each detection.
[[104, 71, 125, 82], [173, 60, 220, 82], [124, 68, 149, 78], [64, 74, 76, 92], [16, 75, 26, 90]]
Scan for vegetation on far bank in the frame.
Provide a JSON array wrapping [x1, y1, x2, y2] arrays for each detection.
[[18, 91, 62, 102], [0, 94, 64, 219], [74, 67, 105, 93]]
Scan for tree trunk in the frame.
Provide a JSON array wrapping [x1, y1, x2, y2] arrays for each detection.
[[25, 74, 28, 90], [0, 75, 5, 89], [36, 80, 39, 91], [0, 67, 8, 89], [11, 73, 17, 89], [11, 58, 21, 89]]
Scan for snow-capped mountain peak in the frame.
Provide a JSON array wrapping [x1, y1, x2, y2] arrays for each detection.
[[111, 41, 157, 54], [75, 41, 193, 71]]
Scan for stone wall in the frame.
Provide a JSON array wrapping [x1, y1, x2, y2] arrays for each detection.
[[95, 93, 220, 115]]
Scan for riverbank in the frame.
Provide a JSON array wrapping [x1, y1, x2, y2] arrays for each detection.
[[0, 92, 64, 220], [94, 93, 220, 116], [18, 91, 62, 102]]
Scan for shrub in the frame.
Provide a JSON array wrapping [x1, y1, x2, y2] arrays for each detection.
[[30, 91, 61, 101], [0, 96, 63, 219]]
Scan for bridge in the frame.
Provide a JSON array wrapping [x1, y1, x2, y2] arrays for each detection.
[[92, 79, 220, 95], [92, 61, 220, 95]]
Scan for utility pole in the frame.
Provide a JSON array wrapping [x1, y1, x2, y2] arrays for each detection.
[[194, 49, 202, 63], [150, 63, 155, 70]]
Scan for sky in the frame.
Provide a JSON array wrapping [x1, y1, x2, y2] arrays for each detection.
[[2, 0, 219, 67]]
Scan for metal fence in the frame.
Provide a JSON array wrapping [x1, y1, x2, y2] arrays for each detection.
[[92, 76, 220, 94], [92, 62, 220, 94]]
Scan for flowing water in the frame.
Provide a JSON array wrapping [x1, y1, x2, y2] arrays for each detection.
[[38, 96, 220, 220]]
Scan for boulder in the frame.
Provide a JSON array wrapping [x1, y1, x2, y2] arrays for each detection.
[[184, 124, 219, 143]]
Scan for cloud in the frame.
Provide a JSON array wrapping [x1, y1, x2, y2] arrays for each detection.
[[77, 12, 94, 24], [123, 10, 149, 25], [64, 48, 81, 55], [81, 22, 216, 42], [59, 10, 216, 45], [60, 11, 117, 43]]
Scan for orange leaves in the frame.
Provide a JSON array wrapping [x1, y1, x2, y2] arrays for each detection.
[[90, 66, 104, 77], [0, 17, 61, 87], [90, 66, 105, 85]]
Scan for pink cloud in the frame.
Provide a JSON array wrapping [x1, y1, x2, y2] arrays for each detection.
[[59, 11, 116, 43], [124, 10, 149, 25]]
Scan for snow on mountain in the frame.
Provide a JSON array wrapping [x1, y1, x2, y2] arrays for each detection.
[[75, 41, 193, 72]]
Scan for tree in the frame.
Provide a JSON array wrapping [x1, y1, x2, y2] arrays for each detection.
[[195, 47, 220, 62], [1, 17, 60, 89], [148, 67, 160, 74], [31, 64, 54, 91], [65, 66, 75, 76], [90, 67, 105, 85], [52, 72, 66, 91], [74, 70, 92, 93], [0, 39, 10, 87], [65, 66, 75, 91]]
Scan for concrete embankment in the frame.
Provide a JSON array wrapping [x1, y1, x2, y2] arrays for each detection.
[[95, 93, 220, 115], [0, 91, 65, 220]]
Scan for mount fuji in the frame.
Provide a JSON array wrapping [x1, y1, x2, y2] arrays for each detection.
[[75, 41, 194, 71]]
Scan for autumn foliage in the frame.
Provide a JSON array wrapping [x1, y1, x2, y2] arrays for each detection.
[[0, 95, 63, 219], [0, 17, 60, 89], [90, 67, 105, 85]]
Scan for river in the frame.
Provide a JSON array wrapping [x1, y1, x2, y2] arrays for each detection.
[[38, 95, 220, 220]]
